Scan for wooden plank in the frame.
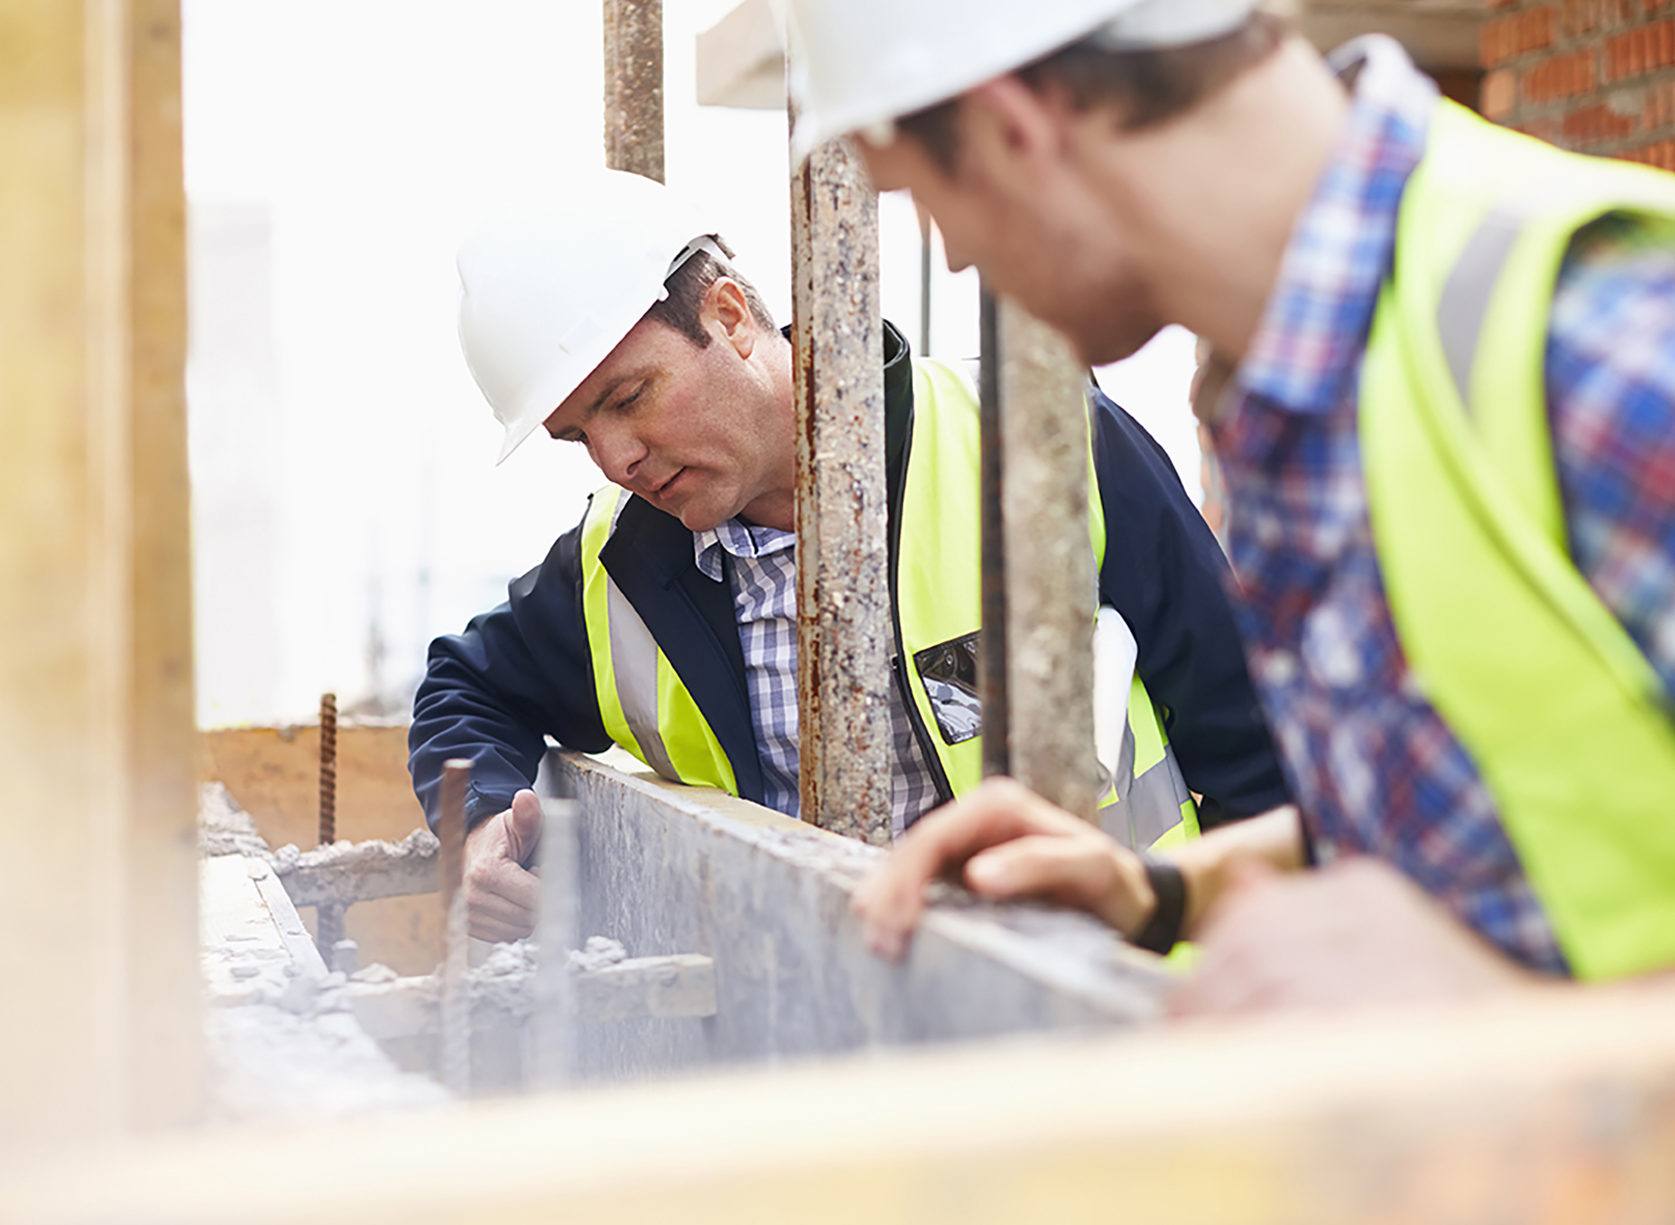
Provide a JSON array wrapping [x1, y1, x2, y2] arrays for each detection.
[[1298, 1, 1486, 71], [199, 724, 423, 846], [0, 0, 198, 1146], [695, 0, 781, 108], [4, 984, 1675, 1223], [121, 1, 200, 1129]]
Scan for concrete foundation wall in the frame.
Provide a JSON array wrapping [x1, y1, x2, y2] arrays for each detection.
[[549, 751, 1170, 1082]]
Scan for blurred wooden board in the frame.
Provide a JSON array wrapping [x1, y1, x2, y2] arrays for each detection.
[[3, 981, 1673, 1223]]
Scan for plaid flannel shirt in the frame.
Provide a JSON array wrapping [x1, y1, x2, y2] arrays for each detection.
[[1214, 36, 1675, 972]]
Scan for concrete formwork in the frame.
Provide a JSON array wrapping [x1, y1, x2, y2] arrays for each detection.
[[550, 751, 1169, 1082]]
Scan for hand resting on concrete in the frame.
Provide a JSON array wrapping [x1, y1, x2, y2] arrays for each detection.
[[851, 780, 1538, 1017]]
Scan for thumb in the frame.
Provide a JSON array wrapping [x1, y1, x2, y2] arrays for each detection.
[[505, 789, 544, 865]]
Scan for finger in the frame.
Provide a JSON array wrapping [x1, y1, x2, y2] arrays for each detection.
[[469, 913, 535, 943], [852, 778, 1078, 957], [505, 790, 544, 865], [471, 859, 541, 914], [466, 887, 535, 930], [962, 836, 1119, 919], [853, 778, 1070, 943]]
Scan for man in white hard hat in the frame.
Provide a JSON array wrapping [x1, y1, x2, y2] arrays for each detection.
[[407, 169, 1288, 942], [782, 0, 1675, 1005]]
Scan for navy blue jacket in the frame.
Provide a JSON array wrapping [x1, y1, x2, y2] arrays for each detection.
[[410, 323, 1289, 831]]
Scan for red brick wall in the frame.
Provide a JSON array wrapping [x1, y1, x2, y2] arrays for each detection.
[[1482, 1, 1675, 166]]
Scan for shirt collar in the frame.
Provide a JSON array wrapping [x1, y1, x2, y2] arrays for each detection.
[[692, 518, 796, 582], [1235, 36, 1438, 416]]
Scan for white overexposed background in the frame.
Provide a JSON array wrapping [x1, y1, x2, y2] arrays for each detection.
[[183, 0, 1200, 727]]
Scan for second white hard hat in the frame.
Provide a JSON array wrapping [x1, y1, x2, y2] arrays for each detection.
[[456, 170, 724, 464], [780, 0, 1260, 164]]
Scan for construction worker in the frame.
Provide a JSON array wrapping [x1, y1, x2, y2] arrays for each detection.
[[408, 169, 1288, 942], [781, 0, 1675, 1005]]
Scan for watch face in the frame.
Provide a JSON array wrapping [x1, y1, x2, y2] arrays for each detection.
[[913, 632, 983, 745]]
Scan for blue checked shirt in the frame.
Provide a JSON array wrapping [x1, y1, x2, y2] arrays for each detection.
[[1215, 36, 1675, 973], [694, 520, 941, 834]]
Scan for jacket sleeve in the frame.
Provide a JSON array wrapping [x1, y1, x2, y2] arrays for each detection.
[[408, 521, 612, 832], [1090, 387, 1291, 827]]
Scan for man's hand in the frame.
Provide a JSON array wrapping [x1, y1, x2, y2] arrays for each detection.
[[461, 788, 543, 943], [850, 777, 1155, 959], [1170, 857, 1534, 1018]]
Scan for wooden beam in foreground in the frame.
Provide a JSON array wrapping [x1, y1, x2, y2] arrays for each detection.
[[5, 984, 1674, 1223], [0, 0, 199, 1145]]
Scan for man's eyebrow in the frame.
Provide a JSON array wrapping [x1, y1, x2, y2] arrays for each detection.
[[549, 373, 631, 440], [584, 376, 626, 417]]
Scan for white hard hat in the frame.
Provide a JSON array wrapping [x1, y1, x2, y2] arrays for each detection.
[[780, 0, 1260, 164], [457, 170, 724, 464]]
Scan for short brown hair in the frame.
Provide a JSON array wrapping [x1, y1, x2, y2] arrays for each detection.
[[642, 243, 778, 347], [897, 12, 1289, 171]]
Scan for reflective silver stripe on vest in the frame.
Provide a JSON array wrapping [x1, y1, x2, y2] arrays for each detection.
[[1128, 750, 1193, 848], [601, 495, 681, 783], [1436, 209, 1526, 413], [1098, 719, 1192, 851], [1112, 719, 1137, 806]]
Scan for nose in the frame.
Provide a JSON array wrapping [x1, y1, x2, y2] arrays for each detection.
[[588, 423, 648, 488]]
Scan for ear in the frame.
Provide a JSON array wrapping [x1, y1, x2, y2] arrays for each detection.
[[960, 75, 1074, 173], [702, 277, 757, 360]]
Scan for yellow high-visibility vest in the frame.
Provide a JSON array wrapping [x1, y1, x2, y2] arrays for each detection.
[[580, 356, 1198, 846], [1363, 98, 1675, 979]]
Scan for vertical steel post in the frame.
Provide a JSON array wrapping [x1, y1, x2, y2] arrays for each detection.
[[603, 0, 664, 182], [978, 288, 1010, 780], [786, 93, 892, 845], [532, 795, 581, 1091], [997, 304, 1102, 819], [315, 690, 345, 955], [438, 759, 472, 1095]]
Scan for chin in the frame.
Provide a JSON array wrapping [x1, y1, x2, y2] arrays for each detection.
[[676, 498, 730, 534], [1073, 317, 1165, 367]]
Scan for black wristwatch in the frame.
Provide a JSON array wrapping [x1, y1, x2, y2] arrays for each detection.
[[1132, 855, 1187, 954]]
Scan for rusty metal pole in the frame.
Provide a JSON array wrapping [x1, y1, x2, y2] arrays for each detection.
[[438, 759, 471, 1095], [997, 304, 1102, 819], [978, 289, 1010, 780], [603, 0, 664, 182], [315, 691, 346, 957], [786, 96, 892, 845], [317, 691, 337, 844]]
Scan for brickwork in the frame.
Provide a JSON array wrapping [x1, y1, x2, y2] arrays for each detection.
[[1482, 0, 1675, 165]]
